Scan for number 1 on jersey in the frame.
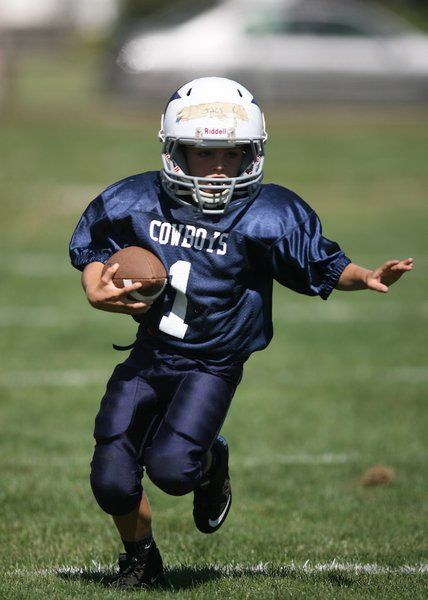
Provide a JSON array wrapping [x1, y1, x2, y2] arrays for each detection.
[[159, 261, 191, 339]]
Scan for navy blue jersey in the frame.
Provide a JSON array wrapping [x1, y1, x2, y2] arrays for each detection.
[[70, 172, 350, 364]]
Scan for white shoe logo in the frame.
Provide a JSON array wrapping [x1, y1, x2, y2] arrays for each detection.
[[208, 495, 231, 528]]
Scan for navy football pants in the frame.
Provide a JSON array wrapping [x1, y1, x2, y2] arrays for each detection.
[[90, 350, 242, 516]]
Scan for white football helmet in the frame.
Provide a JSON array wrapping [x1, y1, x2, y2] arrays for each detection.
[[159, 77, 267, 214]]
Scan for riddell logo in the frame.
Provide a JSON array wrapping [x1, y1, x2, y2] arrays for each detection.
[[205, 128, 227, 135]]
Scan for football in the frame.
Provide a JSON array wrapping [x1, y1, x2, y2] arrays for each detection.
[[103, 246, 167, 301]]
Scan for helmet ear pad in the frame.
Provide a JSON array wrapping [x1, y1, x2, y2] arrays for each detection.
[[240, 144, 256, 173], [171, 143, 189, 173]]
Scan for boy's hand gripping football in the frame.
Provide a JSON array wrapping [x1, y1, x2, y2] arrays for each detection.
[[83, 262, 153, 315]]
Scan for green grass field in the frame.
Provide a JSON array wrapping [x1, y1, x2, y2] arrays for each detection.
[[0, 49, 427, 598]]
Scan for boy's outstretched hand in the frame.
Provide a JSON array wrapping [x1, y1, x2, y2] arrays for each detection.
[[337, 258, 414, 293], [366, 258, 414, 293]]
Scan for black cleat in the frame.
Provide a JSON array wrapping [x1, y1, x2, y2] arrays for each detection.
[[193, 435, 232, 534], [108, 542, 163, 589]]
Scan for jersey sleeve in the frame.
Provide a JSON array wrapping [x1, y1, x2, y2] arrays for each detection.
[[69, 194, 123, 271], [267, 209, 350, 299]]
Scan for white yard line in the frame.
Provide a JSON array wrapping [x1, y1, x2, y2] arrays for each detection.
[[6, 251, 428, 277], [4, 302, 426, 327], [0, 458, 90, 468], [9, 560, 428, 577], [0, 369, 107, 387], [4, 252, 71, 276], [0, 452, 357, 469], [0, 307, 80, 326], [354, 366, 428, 383], [0, 307, 115, 327], [219, 561, 428, 576], [274, 299, 428, 323], [1, 365, 427, 389], [391, 367, 428, 383], [239, 452, 357, 467]]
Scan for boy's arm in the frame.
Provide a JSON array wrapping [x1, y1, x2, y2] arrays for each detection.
[[82, 261, 152, 314], [336, 258, 414, 293]]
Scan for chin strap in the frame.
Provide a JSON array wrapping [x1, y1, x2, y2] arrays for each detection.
[[112, 341, 137, 351]]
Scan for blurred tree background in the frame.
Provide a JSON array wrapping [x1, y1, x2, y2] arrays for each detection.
[[119, 0, 428, 29], [120, 0, 218, 22], [1, 0, 427, 110], [379, 0, 428, 28]]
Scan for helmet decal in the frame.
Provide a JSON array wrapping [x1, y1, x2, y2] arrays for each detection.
[[176, 103, 249, 124]]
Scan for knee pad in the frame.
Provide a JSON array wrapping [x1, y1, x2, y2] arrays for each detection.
[[90, 449, 142, 516], [145, 432, 203, 497]]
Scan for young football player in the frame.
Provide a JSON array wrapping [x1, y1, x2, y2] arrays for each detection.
[[69, 77, 413, 589]]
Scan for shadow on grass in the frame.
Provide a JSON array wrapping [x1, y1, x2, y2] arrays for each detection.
[[166, 565, 355, 590], [57, 563, 356, 590], [57, 565, 222, 589]]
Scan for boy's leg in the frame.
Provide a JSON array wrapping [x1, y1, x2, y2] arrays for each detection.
[[90, 362, 164, 587], [144, 369, 237, 494], [144, 365, 242, 533], [113, 492, 152, 541]]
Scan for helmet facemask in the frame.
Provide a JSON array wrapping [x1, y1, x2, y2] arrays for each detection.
[[161, 137, 265, 214], [158, 77, 267, 215]]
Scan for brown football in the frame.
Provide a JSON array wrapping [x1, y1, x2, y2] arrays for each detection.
[[103, 246, 167, 301]]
